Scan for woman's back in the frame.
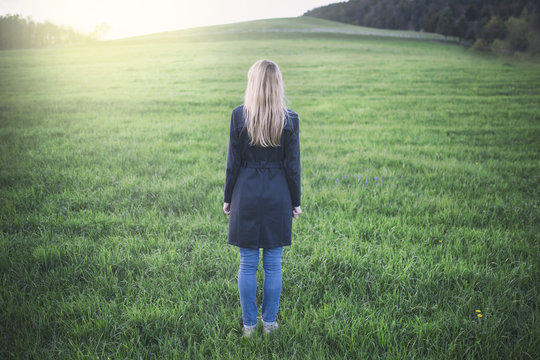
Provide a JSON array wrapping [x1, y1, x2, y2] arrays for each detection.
[[224, 104, 300, 250]]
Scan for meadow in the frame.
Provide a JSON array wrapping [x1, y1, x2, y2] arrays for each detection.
[[1, 16, 539, 359]]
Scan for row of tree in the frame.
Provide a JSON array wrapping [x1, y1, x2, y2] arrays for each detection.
[[0, 15, 109, 50], [304, 0, 540, 55]]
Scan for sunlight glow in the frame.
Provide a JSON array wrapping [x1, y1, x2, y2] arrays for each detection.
[[0, 0, 338, 40]]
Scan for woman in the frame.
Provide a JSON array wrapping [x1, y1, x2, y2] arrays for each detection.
[[223, 59, 302, 338]]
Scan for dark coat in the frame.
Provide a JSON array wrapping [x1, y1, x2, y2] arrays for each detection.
[[224, 105, 301, 250]]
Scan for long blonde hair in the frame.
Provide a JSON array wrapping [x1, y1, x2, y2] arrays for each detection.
[[243, 59, 286, 147]]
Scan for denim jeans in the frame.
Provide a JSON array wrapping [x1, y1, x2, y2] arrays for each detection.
[[238, 247, 283, 328]]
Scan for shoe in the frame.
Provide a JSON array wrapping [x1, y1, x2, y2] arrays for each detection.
[[262, 322, 278, 335], [243, 325, 256, 338]]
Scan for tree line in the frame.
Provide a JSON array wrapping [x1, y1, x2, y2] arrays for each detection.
[[0, 14, 108, 50], [304, 0, 540, 55]]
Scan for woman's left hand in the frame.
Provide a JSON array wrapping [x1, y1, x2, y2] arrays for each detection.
[[223, 202, 231, 216]]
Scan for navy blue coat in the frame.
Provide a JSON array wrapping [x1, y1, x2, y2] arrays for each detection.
[[224, 105, 301, 250]]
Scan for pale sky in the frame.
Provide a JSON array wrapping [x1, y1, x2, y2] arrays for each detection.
[[0, 0, 337, 39]]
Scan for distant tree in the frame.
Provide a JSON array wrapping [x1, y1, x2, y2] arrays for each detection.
[[506, 16, 529, 51], [0, 14, 94, 50], [526, 30, 540, 54], [479, 6, 492, 23], [482, 16, 507, 42], [90, 23, 111, 41], [472, 37, 490, 51], [411, 1, 425, 30], [465, 4, 479, 21], [421, 9, 439, 33], [43, 21, 56, 45], [455, 17, 468, 39], [521, 6, 540, 30], [464, 20, 480, 41], [533, 12, 540, 30], [436, 5, 457, 37], [491, 38, 512, 55]]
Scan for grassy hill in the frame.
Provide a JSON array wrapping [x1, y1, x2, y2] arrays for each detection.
[[111, 16, 457, 42], [1, 17, 539, 359]]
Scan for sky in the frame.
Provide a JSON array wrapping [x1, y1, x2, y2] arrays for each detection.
[[0, 0, 338, 39]]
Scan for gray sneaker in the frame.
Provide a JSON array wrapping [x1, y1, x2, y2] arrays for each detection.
[[243, 325, 256, 338], [262, 322, 278, 335]]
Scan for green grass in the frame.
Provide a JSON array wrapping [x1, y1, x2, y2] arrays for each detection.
[[1, 16, 539, 359]]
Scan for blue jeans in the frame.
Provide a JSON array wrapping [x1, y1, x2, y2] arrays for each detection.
[[238, 247, 283, 328]]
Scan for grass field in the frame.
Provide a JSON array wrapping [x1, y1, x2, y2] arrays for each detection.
[[1, 16, 539, 359]]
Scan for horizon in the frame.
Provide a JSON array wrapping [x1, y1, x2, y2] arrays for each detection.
[[0, 0, 337, 40]]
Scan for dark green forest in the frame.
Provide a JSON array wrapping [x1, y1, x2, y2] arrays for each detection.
[[0, 15, 106, 50], [305, 0, 540, 55]]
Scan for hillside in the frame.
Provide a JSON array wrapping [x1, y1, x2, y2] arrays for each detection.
[[107, 16, 455, 44]]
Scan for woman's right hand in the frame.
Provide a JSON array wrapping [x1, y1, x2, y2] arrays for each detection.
[[293, 206, 302, 219], [223, 202, 231, 216]]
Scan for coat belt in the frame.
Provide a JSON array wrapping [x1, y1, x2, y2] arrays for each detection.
[[241, 160, 284, 169]]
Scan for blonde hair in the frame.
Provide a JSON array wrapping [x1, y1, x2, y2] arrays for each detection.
[[243, 59, 286, 147]]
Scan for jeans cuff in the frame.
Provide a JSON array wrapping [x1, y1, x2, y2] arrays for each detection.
[[243, 323, 257, 329], [262, 319, 276, 327]]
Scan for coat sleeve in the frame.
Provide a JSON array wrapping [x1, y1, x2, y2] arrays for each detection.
[[224, 110, 242, 203], [284, 115, 301, 207]]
